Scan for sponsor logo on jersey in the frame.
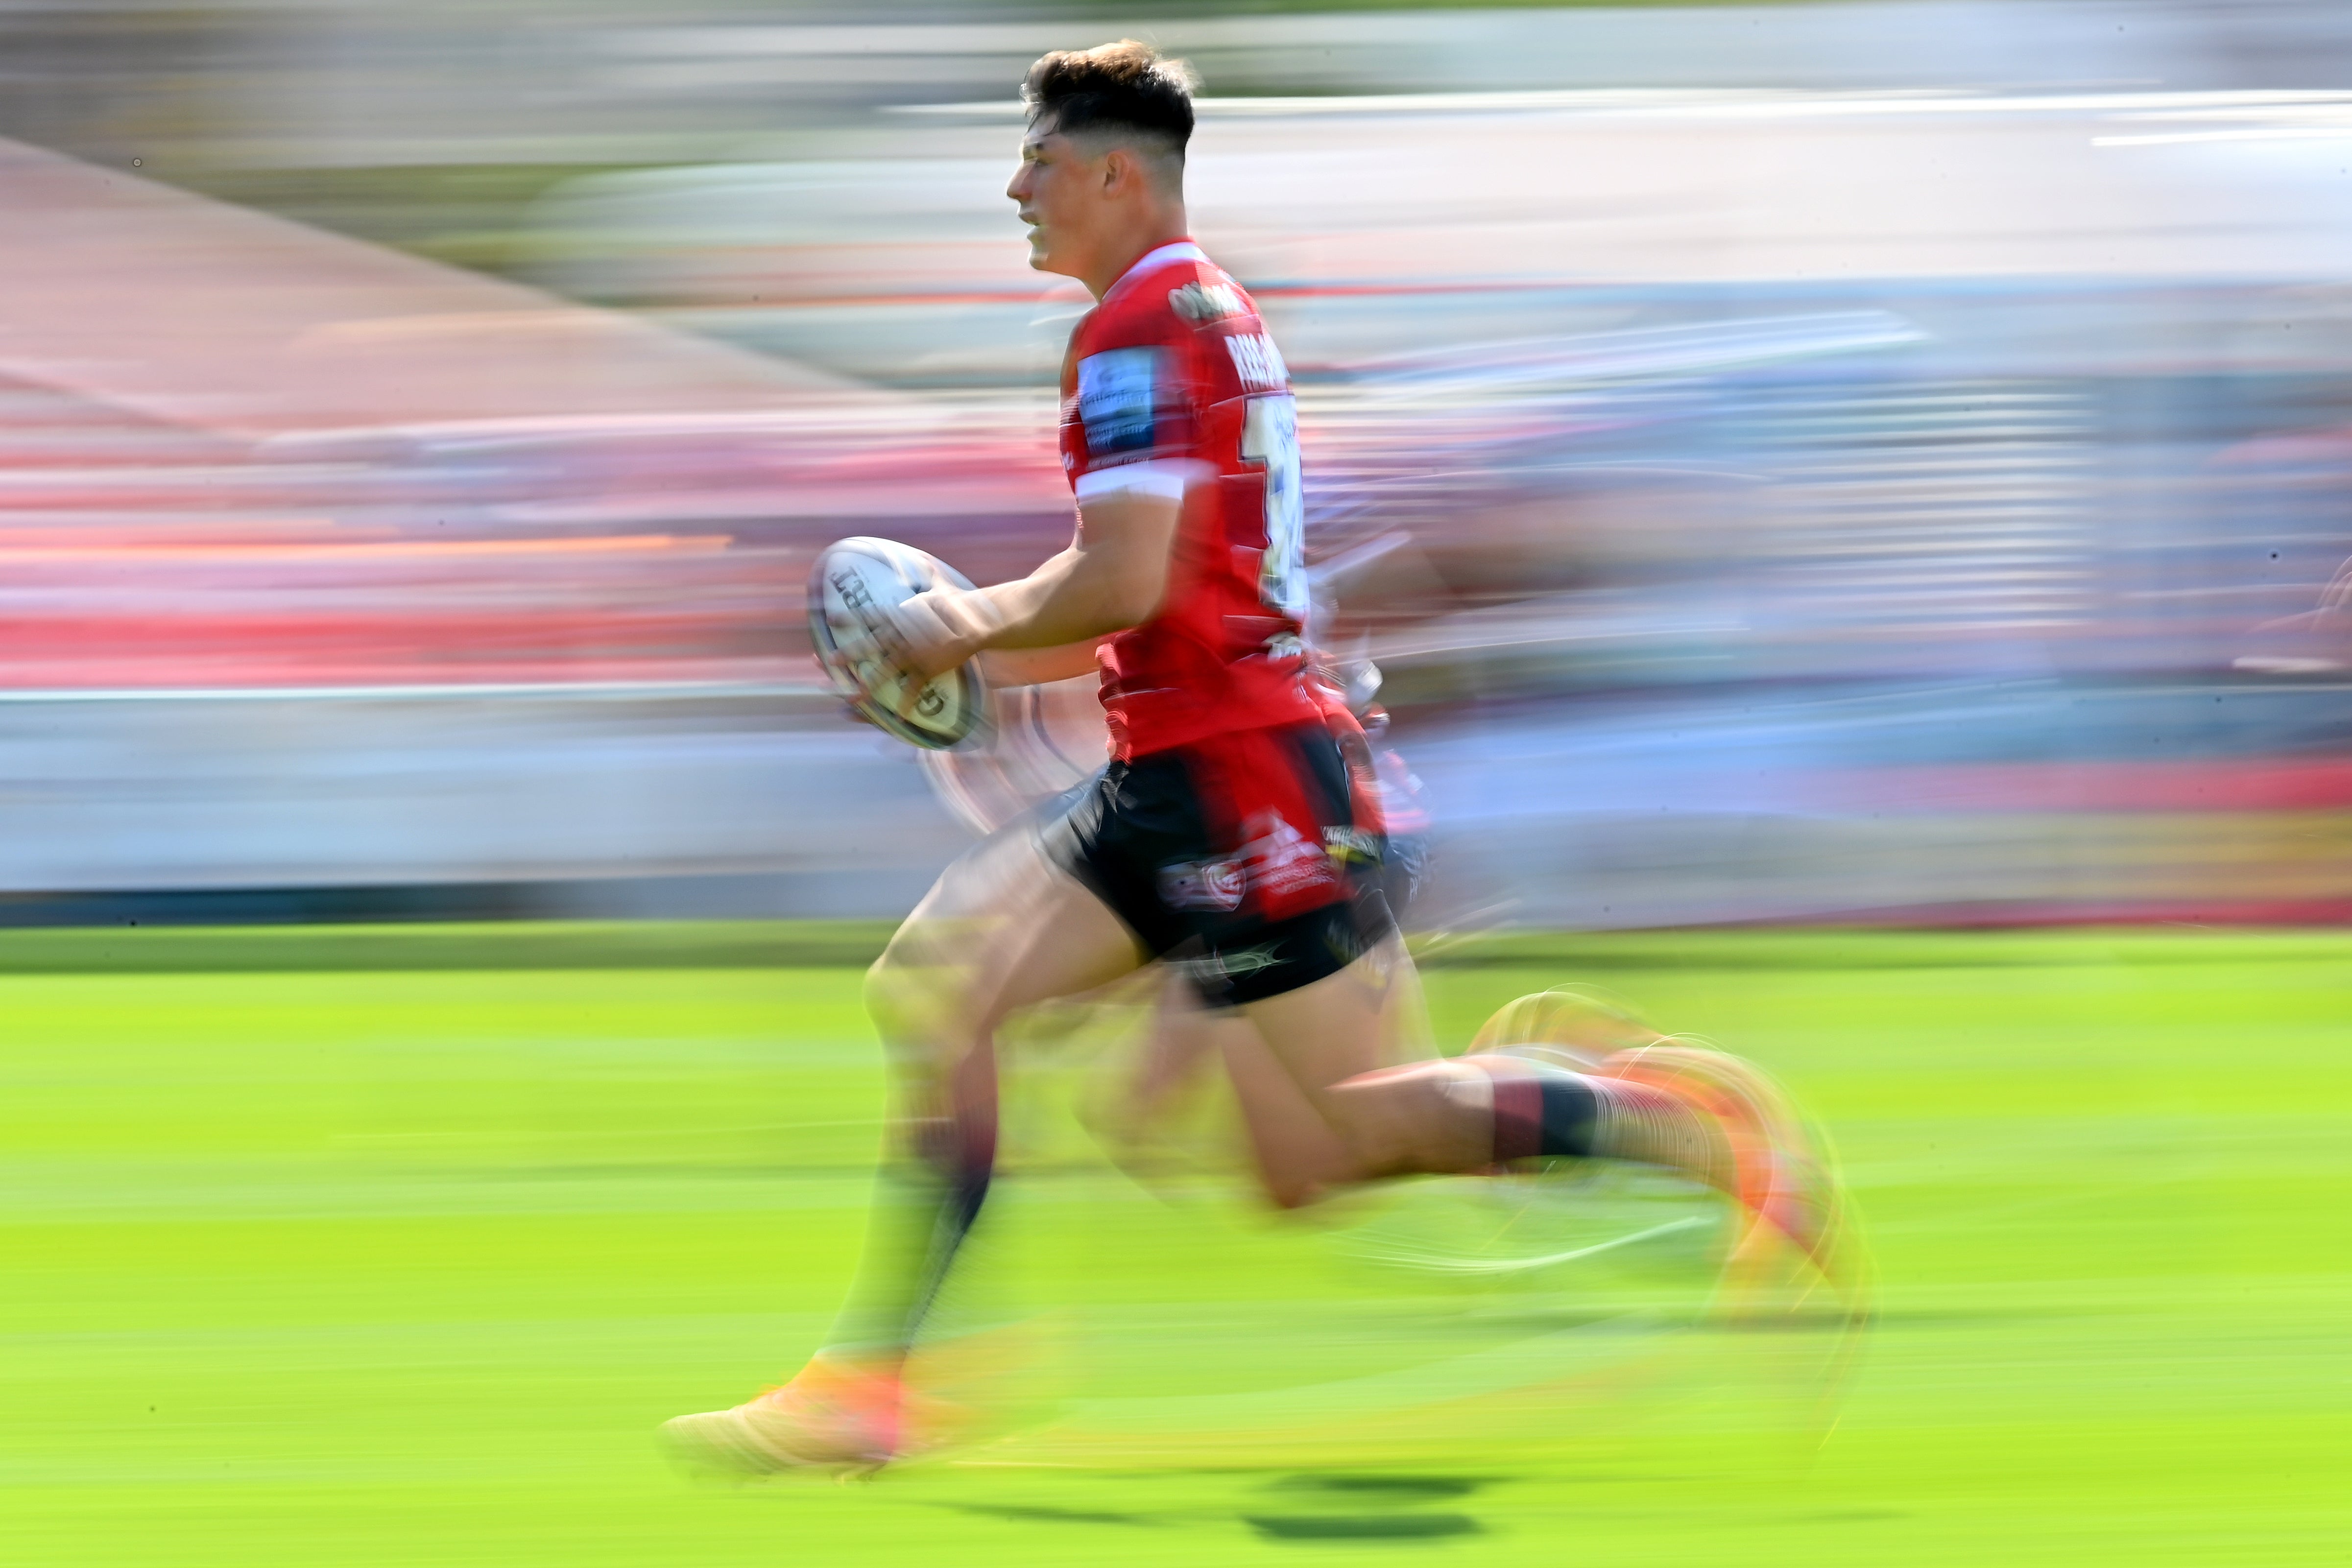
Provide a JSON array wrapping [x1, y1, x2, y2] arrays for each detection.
[[1076, 346, 1161, 454], [1225, 332, 1290, 393], [1159, 857, 1246, 912], [1169, 280, 1245, 324]]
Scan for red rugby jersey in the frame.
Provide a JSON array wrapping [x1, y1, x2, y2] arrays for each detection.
[[1058, 240, 1320, 760]]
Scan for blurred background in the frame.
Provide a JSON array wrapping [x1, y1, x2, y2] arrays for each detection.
[[11, 12, 2352, 1564], [6, 0, 2352, 930]]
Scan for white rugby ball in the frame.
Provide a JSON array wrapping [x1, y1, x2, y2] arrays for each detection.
[[808, 537, 989, 750]]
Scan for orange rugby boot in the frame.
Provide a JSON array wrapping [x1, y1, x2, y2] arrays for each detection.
[[1596, 1041, 1872, 1324], [660, 1353, 922, 1477]]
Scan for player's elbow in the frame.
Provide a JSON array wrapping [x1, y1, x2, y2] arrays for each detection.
[[1098, 562, 1168, 632], [1067, 546, 1168, 635]]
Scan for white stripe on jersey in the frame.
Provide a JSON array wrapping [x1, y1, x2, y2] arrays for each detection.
[[1073, 457, 1211, 503]]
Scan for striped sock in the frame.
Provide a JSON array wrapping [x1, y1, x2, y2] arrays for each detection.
[[1485, 1064, 1729, 1188]]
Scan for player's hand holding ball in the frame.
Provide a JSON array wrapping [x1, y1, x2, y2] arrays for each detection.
[[891, 586, 1007, 683], [808, 537, 992, 750]]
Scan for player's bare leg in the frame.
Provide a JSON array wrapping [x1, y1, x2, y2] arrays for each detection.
[[1215, 1022, 1358, 1211], [845, 847, 1142, 1356], [1241, 949, 1486, 1186], [1240, 957, 1865, 1319], [661, 835, 1143, 1474], [1074, 966, 1237, 1183], [1093, 927, 1425, 1202]]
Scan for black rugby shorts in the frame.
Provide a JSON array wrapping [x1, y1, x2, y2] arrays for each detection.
[[1046, 719, 1395, 1008]]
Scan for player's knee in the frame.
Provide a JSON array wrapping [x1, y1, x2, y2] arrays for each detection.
[[1318, 1080, 1416, 1173], [1324, 1061, 1490, 1177], [861, 947, 906, 1024], [865, 922, 1009, 1067], [1258, 1171, 1323, 1212], [863, 940, 954, 1057]]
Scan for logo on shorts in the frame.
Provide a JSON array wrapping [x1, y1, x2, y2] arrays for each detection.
[[1240, 812, 1339, 901], [1322, 826, 1384, 864], [1159, 858, 1246, 912], [1203, 943, 1284, 979]]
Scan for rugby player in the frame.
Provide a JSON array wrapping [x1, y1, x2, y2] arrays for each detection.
[[664, 41, 1854, 1473]]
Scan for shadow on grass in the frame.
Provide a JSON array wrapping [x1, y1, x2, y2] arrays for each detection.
[[1244, 1513, 1483, 1541], [926, 1472, 1508, 1542], [1244, 1473, 1495, 1541]]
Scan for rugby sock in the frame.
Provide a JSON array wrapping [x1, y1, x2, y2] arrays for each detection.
[[825, 1111, 995, 1365], [1486, 1066, 1731, 1189]]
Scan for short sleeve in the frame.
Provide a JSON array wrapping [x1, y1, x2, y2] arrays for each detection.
[[1063, 294, 1204, 499]]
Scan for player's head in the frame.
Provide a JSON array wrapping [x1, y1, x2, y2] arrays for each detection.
[[1009, 40, 1196, 282]]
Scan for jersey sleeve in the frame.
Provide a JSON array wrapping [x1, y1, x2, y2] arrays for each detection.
[[1065, 295, 1208, 504]]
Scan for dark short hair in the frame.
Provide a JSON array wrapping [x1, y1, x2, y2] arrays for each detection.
[[1022, 40, 1196, 162]]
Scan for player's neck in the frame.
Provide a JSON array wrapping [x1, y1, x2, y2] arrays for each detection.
[[1081, 209, 1192, 302]]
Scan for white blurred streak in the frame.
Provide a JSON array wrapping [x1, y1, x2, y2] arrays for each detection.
[[1348, 315, 1927, 402]]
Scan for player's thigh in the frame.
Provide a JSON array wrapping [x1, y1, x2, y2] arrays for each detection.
[[1217, 1027, 1357, 1209], [1236, 931, 1423, 1098], [883, 817, 1060, 964], [1126, 967, 1231, 1110], [1236, 952, 1391, 1106], [867, 829, 1144, 1053], [979, 866, 1150, 1025], [1240, 939, 1484, 1178]]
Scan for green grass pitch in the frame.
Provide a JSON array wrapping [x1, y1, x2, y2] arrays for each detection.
[[5, 924, 2347, 1565]]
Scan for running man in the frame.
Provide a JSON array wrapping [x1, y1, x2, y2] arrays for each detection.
[[664, 40, 1857, 1472]]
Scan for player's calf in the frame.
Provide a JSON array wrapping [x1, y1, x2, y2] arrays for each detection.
[[1319, 1058, 1497, 1180]]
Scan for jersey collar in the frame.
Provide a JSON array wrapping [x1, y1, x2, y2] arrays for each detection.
[[1104, 239, 1207, 305]]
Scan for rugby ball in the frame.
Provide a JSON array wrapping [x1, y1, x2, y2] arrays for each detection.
[[808, 537, 989, 750]]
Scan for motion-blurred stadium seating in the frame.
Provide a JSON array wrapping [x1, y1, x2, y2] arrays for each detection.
[[2, 5, 2349, 924]]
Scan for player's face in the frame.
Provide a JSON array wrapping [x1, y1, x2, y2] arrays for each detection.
[[1006, 119, 1105, 278]]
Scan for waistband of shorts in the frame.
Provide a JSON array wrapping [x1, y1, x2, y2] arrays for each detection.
[[1119, 714, 1329, 764]]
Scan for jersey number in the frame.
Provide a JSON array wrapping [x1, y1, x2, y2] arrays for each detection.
[[1241, 393, 1307, 617]]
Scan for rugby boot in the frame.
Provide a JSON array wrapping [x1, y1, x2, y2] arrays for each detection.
[[1596, 1042, 1872, 1322], [660, 1354, 916, 1476]]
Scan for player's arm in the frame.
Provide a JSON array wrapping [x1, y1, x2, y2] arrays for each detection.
[[978, 638, 1108, 688], [894, 487, 1181, 680]]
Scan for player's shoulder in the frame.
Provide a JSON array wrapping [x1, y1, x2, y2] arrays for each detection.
[[1159, 262, 1259, 334], [1080, 243, 1260, 349]]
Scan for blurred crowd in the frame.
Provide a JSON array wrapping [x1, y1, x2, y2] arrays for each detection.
[[1, 0, 2349, 922]]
